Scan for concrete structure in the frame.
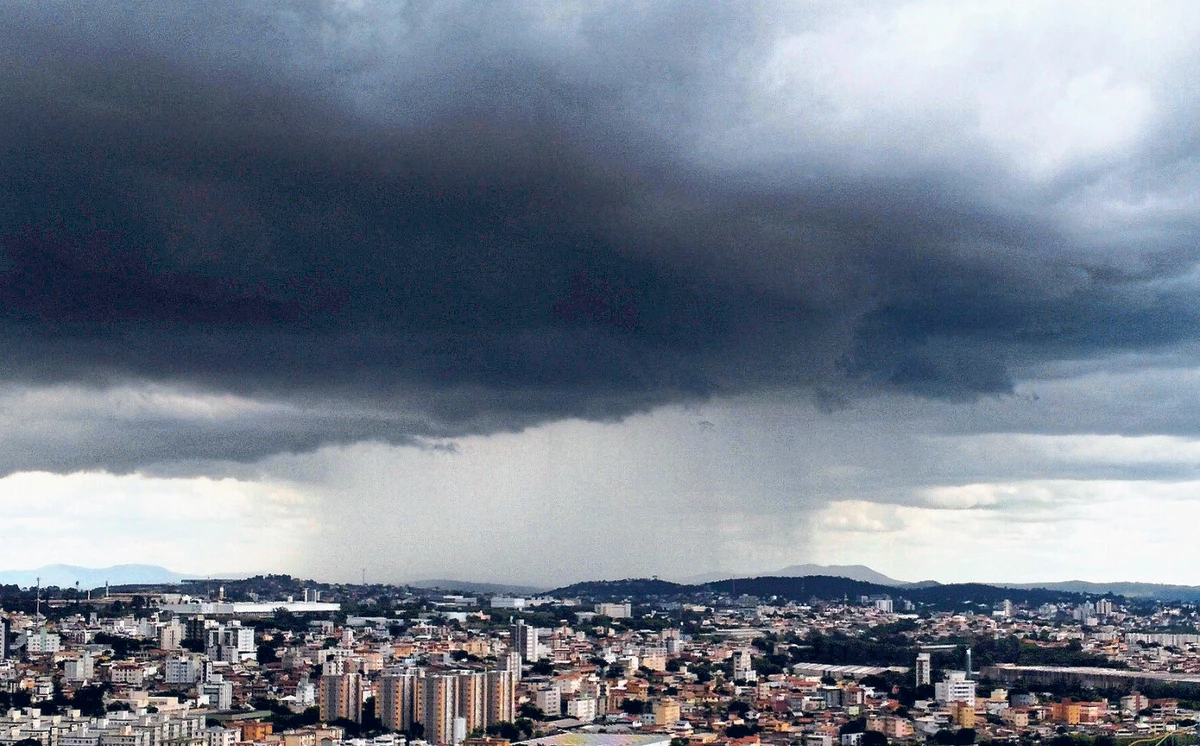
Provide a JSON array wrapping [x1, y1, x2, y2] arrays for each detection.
[[513, 622, 540, 663], [160, 602, 340, 615], [201, 680, 234, 711], [490, 598, 527, 610], [792, 663, 910, 680], [982, 664, 1200, 694], [915, 653, 931, 687], [319, 672, 363, 724], [565, 698, 597, 722], [533, 688, 559, 718], [595, 603, 631, 619], [934, 672, 976, 706], [64, 652, 94, 682]]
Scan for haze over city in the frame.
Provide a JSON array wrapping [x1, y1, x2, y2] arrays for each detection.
[[4, 1, 1200, 586]]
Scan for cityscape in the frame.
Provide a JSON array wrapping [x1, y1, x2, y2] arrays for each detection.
[[4, 572, 1200, 746], [6, 5, 1200, 746]]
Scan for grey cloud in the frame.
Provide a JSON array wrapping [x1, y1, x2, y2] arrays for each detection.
[[3, 1, 1200, 472]]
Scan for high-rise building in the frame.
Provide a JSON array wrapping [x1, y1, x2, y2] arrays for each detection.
[[595, 603, 631, 619], [915, 653, 931, 687], [201, 679, 234, 711], [380, 671, 420, 733], [485, 670, 515, 726], [64, 652, 94, 682], [456, 672, 487, 736], [733, 649, 756, 682], [166, 656, 201, 685], [381, 669, 514, 743], [512, 621, 539, 662], [0, 618, 7, 660], [934, 672, 976, 706], [499, 651, 522, 682], [320, 672, 364, 724], [417, 673, 457, 745], [159, 621, 184, 651]]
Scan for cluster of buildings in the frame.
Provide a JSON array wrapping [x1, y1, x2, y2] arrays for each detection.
[[2, 582, 1200, 746]]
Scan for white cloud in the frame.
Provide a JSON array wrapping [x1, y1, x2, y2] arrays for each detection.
[[811, 479, 1200, 584], [0, 471, 315, 574]]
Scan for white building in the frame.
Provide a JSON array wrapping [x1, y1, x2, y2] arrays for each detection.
[[490, 598, 527, 610], [24, 629, 62, 655], [565, 698, 597, 721], [733, 649, 757, 682], [595, 603, 631, 619], [534, 688, 560, 717], [159, 621, 184, 651], [165, 657, 201, 685], [64, 652, 95, 682], [915, 653, 931, 687], [513, 621, 541, 662], [201, 679, 234, 711], [934, 672, 976, 706]]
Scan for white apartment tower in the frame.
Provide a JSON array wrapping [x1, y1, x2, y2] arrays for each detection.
[[915, 652, 932, 687]]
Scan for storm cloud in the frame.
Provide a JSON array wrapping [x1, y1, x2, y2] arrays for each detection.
[[4, 0, 1200, 472]]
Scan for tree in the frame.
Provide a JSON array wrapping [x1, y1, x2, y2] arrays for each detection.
[[518, 703, 545, 721], [933, 729, 955, 745], [257, 644, 280, 665], [862, 732, 887, 746], [514, 719, 535, 739], [953, 729, 976, 746], [530, 660, 554, 676], [840, 719, 867, 735], [620, 699, 646, 715], [487, 722, 522, 741], [726, 724, 758, 739]]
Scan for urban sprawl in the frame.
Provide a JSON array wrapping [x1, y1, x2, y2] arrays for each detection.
[[1, 575, 1198, 746]]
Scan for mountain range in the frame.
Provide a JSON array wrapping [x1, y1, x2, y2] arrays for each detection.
[[678, 564, 910, 586], [5, 563, 1200, 602], [0, 564, 187, 589]]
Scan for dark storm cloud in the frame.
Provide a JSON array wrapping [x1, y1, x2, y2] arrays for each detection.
[[2, 0, 1200, 470]]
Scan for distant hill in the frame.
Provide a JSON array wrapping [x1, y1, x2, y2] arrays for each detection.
[[408, 579, 548, 596], [679, 564, 909, 586], [0, 564, 186, 589], [999, 580, 1200, 602], [551, 574, 1104, 610]]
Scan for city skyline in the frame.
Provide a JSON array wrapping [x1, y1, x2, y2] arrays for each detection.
[[5, 2, 1200, 584]]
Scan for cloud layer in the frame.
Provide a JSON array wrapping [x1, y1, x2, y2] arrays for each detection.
[[4, 2, 1200, 472]]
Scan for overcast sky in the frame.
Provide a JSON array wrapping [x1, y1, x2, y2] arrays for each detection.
[[4, 1, 1200, 586]]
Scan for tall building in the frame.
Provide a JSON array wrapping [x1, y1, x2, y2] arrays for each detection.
[[595, 603, 631, 619], [201, 679, 234, 711], [381, 669, 514, 742], [499, 651, 522, 682], [159, 621, 184, 651], [320, 672, 363, 724], [485, 670, 515, 725], [456, 672, 487, 735], [733, 649, 756, 682], [166, 657, 201, 685], [417, 673, 458, 746], [915, 653, 931, 687], [64, 652, 94, 682], [0, 618, 7, 660], [380, 671, 420, 733], [934, 671, 976, 706], [512, 621, 539, 663]]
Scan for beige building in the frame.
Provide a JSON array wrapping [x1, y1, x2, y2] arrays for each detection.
[[319, 672, 363, 724]]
